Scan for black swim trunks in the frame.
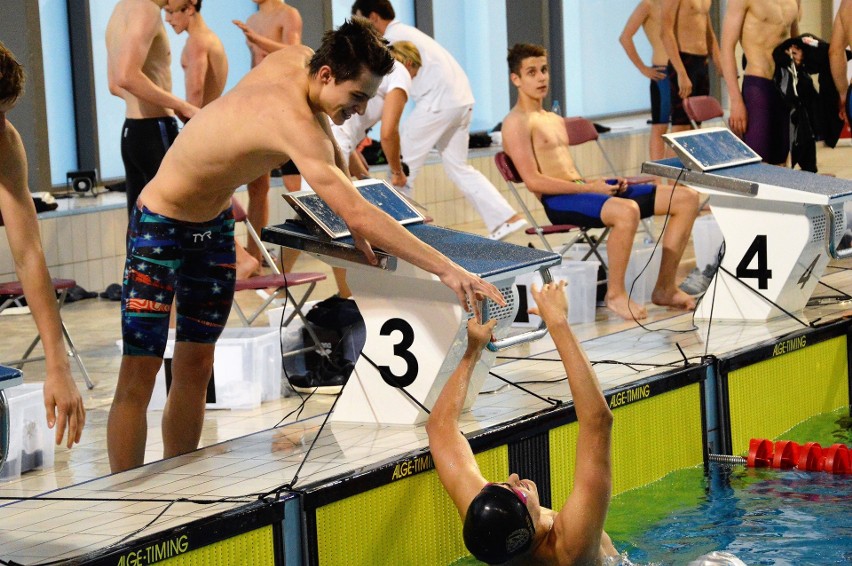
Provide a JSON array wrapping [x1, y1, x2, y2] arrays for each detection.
[[120, 117, 179, 216], [668, 53, 710, 126]]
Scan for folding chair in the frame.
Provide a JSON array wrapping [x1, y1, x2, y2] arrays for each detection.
[[494, 151, 609, 266], [683, 95, 725, 130], [564, 116, 656, 241], [230, 197, 325, 332], [0, 278, 94, 389]]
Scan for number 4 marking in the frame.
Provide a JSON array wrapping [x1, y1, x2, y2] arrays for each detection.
[[798, 255, 820, 289], [736, 235, 772, 289]]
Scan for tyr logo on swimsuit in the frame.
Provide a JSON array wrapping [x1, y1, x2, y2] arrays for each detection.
[[192, 230, 212, 243]]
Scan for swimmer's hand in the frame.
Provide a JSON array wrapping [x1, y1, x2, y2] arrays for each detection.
[[529, 281, 569, 326], [642, 65, 667, 81], [728, 97, 748, 136], [465, 317, 497, 354], [439, 263, 506, 313], [587, 178, 620, 196], [176, 101, 199, 124], [232, 20, 266, 53], [43, 365, 86, 448], [350, 228, 378, 266], [677, 73, 693, 99]]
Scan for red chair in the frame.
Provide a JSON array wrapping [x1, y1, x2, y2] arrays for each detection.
[[494, 151, 609, 265], [683, 95, 725, 130], [230, 197, 331, 361], [0, 278, 94, 389], [564, 116, 656, 241], [230, 198, 324, 327]]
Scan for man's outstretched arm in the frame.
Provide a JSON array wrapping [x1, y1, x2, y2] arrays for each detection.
[[426, 318, 497, 516], [530, 283, 613, 563], [0, 129, 85, 448]]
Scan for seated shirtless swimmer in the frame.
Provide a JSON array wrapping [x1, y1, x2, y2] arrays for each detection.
[[500, 44, 699, 320], [107, 19, 505, 473]]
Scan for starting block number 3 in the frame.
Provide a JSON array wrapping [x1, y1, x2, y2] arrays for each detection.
[[377, 318, 418, 388]]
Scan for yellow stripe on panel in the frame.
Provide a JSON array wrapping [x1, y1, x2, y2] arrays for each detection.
[[728, 336, 849, 455], [316, 446, 508, 566]]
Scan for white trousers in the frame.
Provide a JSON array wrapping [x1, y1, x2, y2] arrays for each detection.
[[401, 104, 515, 233]]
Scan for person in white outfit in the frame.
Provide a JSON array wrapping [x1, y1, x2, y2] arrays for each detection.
[[332, 41, 419, 194], [351, 0, 527, 240]]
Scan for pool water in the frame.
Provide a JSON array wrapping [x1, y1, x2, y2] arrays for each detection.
[[606, 407, 852, 565], [452, 408, 852, 565]]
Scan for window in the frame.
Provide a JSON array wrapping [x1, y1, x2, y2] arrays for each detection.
[[432, 0, 509, 131], [39, 0, 78, 185], [562, 0, 652, 117]]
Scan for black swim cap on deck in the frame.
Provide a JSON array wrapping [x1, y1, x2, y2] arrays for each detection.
[[463, 484, 535, 564]]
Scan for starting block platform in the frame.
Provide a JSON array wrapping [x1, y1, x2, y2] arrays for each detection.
[[644, 128, 852, 321], [262, 182, 560, 425]]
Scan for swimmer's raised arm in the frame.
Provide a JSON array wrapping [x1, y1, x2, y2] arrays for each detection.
[[529, 282, 613, 563], [426, 318, 497, 515]]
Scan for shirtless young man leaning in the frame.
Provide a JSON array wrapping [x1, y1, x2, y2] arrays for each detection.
[[106, 0, 199, 217], [721, 0, 800, 165], [620, 0, 671, 161], [830, 0, 852, 124], [107, 20, 504, 473], [661, 0, 723, 132], [501, 44, 698, 321]]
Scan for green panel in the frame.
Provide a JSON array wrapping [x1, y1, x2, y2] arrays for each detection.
[[728, 337, 850, 455], [316, 446, 508, 566], [136, 525, 276, 566], [550, 383, 704, 507]]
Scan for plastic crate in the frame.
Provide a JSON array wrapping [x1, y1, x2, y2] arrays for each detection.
[[147, 327, 282, 410], [566, 241, 662, 304], [513, 260, 600, 327], [691, 214, 724, 271], [1, 383, 55, 481]]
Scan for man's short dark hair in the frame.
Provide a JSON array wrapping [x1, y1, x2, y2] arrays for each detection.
[[309, 18, 394, 82], [0, 41, 24, 105], [507, 43, 547, 76], [350, 0, 395, 20], [194, 0, 202, 13]]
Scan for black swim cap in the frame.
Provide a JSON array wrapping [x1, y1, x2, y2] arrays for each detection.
[[463, 484, 535, 564]]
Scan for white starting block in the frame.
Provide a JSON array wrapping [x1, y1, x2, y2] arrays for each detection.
[[0, 365, 24, 471], [262, 180, 561, 425], [643, 127, 852, 321]]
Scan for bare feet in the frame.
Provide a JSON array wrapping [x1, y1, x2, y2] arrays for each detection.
[[236, 253, 260, 280], [651, 287, 696, 311], [606, 293, 647, 320]]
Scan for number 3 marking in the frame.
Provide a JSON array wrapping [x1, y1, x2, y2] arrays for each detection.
[[378, 318, 419, 387]]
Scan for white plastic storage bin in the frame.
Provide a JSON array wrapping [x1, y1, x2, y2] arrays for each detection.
[[148, 327, 282, 410], [691, 214, 724, 271], [1, 383, 55, 481], [566, 241, 662, 304], [513, 260, 600, 327]]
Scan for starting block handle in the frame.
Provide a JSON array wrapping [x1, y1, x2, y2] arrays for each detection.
[[827, 205, 852, 260], [485, 267, 553, 352]]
